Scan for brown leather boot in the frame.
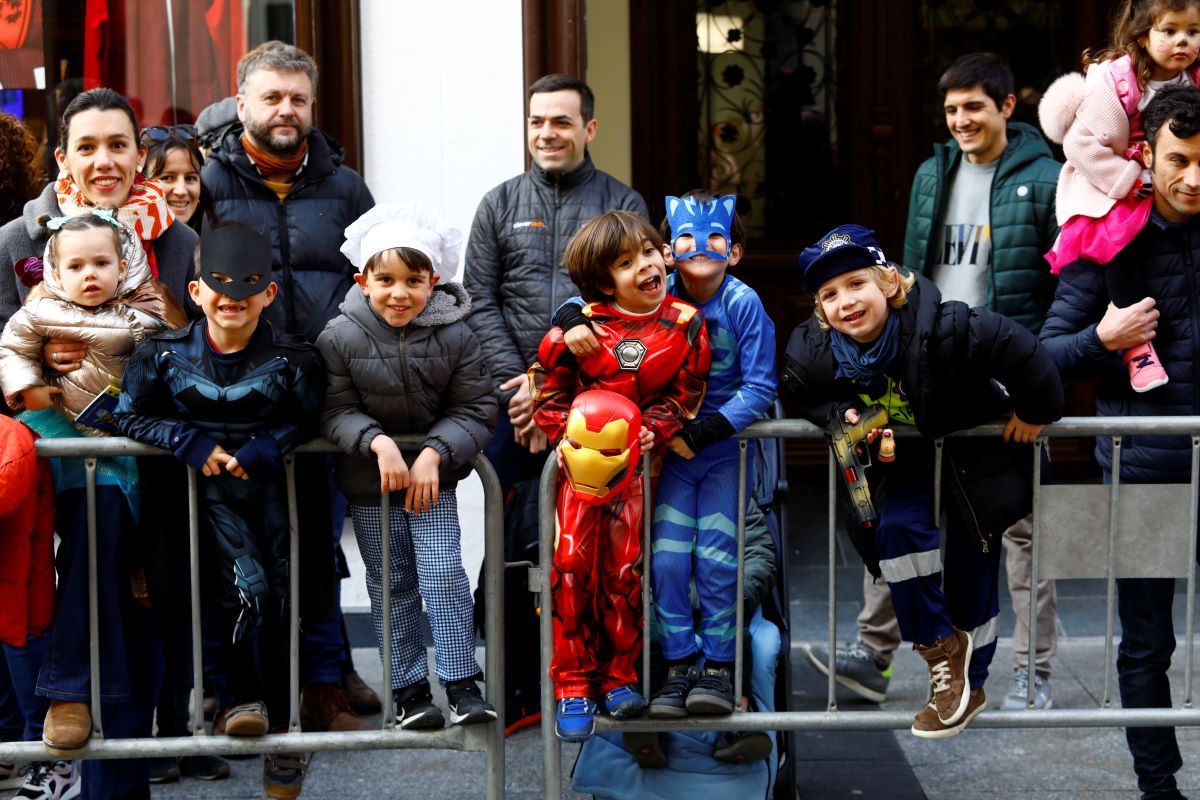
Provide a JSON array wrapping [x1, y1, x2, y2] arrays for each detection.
[[915, 627, 973, 726], [43, 700, 91, 756], [300, 683, 372, 732], [341, 669, 382, 715]]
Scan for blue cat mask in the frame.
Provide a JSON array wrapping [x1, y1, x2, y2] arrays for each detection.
[[665, 194, 737, 261]]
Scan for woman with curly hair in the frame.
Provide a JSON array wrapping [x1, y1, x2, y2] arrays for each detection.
[[0, 113, 42, 227]]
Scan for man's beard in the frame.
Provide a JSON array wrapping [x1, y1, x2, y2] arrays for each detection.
[[245, 115, 309, 156]]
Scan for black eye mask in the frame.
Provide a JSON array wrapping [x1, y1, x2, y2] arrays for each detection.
[[199, 224, 273, 300]]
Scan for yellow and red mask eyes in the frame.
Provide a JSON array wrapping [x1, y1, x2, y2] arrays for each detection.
[[559, 390, 642, 505]]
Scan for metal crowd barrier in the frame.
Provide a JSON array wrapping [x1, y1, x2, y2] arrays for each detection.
[[1, 435, 506, 800], [537, 416, 1200, 797]]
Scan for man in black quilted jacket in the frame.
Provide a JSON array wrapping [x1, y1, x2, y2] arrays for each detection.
[[463, 73, 648, 476], [1042, 84, 1200, 800], [462, 74, 647, 729]]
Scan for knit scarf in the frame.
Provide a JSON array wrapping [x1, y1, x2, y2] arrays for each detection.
[[55, 172, 174, 277], [55, 172, 174, 241], [242, 132, 308, 183], [830, 311, 901, 395]]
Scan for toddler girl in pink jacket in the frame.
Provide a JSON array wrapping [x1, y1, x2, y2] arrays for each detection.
[[1040, 0, 1200, 392]]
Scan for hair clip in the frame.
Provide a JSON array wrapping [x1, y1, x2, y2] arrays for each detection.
[[90, 208, 121, 228], [44, 216, 68, 231]]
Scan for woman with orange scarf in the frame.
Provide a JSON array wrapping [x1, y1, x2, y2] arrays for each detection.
[[0, 88, 198, 800]]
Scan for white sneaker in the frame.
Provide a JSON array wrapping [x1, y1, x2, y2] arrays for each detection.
[[1001, 670, 1053, 710], [14, 760, 78, 800]]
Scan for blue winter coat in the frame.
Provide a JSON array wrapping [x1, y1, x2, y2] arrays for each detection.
[[202, 125, 375, 343], [1041, 211, 1200, 482]]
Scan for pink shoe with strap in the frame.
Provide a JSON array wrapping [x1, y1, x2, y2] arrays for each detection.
[[1125, 341, 1169, 393]]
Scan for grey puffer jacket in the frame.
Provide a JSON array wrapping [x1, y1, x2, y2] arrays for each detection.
[[316, 281, 497, 505], [463, 154, 648, 401], [0, 184, 198, 330]]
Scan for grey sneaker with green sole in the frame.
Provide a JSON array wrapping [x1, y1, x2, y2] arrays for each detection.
[[802, 641, 892, 702]]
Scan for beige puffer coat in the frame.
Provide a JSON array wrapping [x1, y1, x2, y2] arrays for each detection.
[[0, 218, 186, 425]]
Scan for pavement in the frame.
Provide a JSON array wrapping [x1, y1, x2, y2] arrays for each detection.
[[138, 477, 1200, 799]]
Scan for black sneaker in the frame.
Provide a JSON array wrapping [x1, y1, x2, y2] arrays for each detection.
[[648, 664, 699, 719], [148, 757, 180, 784], [445, 678, 498, 726], [686, 665, 735, 715], [713, 730, 773, 763], [394, 682, 445, 730], [179, 754, 231, 781]]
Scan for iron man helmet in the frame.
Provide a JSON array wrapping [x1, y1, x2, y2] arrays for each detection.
[[560, 390, 642, 505]]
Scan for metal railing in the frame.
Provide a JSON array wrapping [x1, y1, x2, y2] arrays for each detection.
[[0, 435, 506, 800], [537, 416, 1200, 797]]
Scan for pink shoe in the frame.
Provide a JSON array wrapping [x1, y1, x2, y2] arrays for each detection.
[[1124, 341, 1169, 393]]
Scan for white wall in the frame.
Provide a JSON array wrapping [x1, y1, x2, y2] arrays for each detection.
[[359, 0, 525, 255], [353, 2, 526, 602]]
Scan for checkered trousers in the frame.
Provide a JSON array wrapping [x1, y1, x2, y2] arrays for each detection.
[[350, 490, 481, 689]]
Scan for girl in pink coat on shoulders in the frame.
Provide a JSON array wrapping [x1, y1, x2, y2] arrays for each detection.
[[1040, 0, 1200, 392]]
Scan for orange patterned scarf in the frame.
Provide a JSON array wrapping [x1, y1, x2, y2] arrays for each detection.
[[54, 172, 175, 242]]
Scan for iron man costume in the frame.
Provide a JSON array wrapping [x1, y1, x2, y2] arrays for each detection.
[[530, 298, 710, 698]]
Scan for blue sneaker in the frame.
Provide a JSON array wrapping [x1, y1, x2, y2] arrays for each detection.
[[604, 685, 647, 720], [554, 697, 597, 742]]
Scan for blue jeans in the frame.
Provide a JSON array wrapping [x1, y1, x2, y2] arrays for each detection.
[[37, 486, 142, 701], [0, 636, 49, 741], [33, 485, 163, 798], [299, 464, 350, 687]]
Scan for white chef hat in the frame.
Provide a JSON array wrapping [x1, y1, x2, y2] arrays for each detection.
[[340, 202, 463, 281]]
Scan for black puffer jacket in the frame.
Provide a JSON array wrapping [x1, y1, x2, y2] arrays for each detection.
[[783, 272, 1064, 437], [783, 272, 1064, 574], [316, 281, 497, 505], [203, 125, 375, 343], [1041, 212, 1200, 483], [463, 154, 648, 400]]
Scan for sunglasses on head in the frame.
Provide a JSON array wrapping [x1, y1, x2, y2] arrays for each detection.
[[140, 124, 197, 143]]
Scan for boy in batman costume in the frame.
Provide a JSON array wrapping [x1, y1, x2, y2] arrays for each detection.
[[115, 224, 330, 738]]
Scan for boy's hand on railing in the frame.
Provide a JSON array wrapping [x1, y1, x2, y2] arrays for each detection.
[[405, 447, 441, 514], [639, 426, 654, 452], [843, 407, 884, 445], [667, 435, 695, 459], [371, 434, 410, 495], [563, 324, 603, 358], [1003, 414, 1044, 444], [202, 444, 234, 477], [20, 385, 61, 410]]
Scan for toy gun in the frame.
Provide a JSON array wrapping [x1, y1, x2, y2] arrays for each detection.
[[825, 404, 889, 529]]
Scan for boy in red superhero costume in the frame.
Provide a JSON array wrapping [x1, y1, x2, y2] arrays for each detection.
[[530, 210, 711, 742]]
